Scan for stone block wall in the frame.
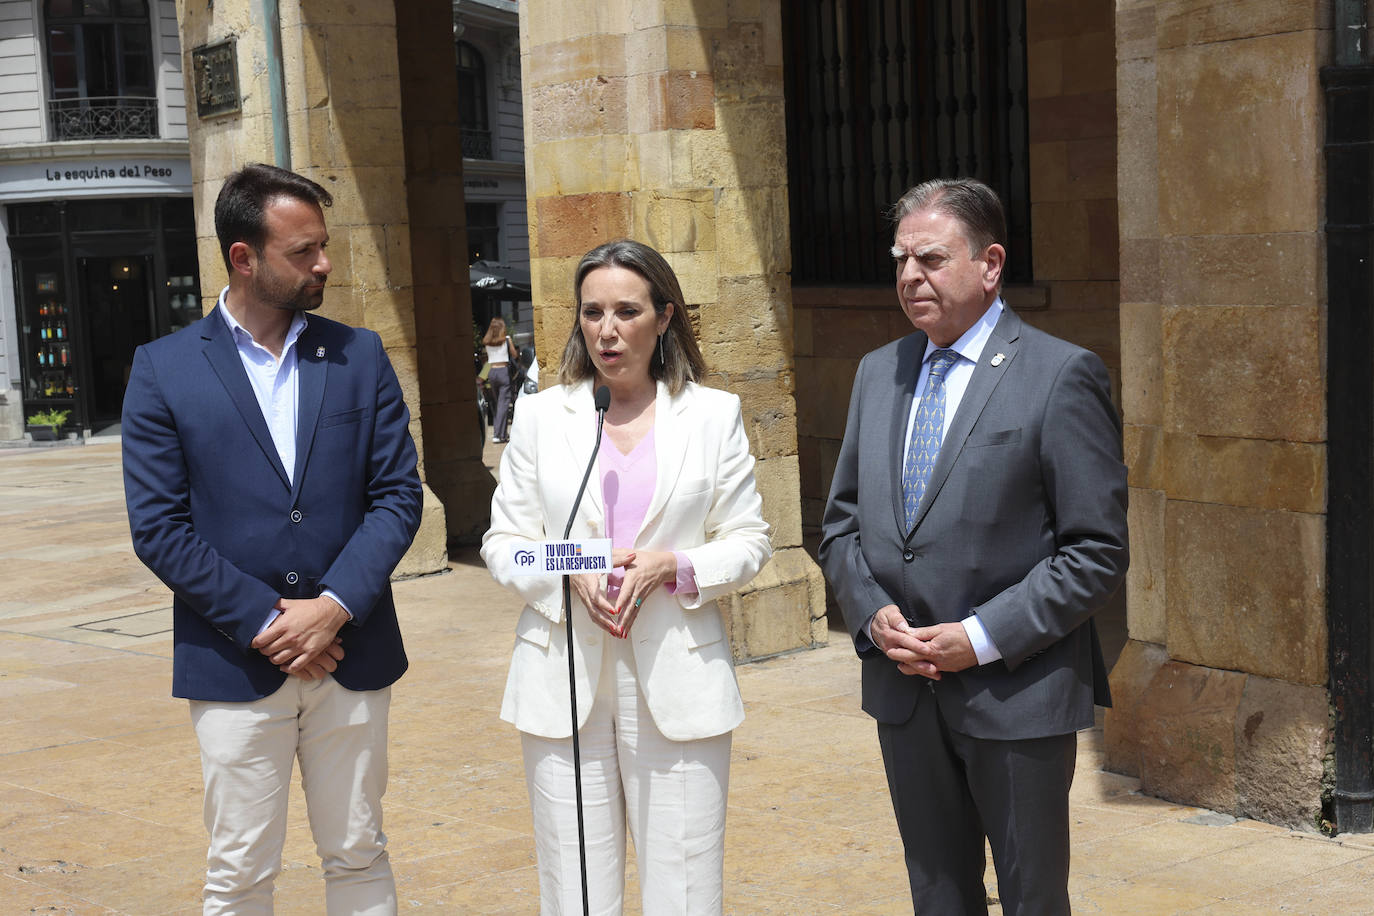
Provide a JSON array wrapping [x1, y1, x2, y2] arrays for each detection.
[[521, 0, 828, 659], [1025, 0, 1122, 377], [794, 0, 1123, 579], [173, 0, 495, 575], [1106, 0, 1332, 829]]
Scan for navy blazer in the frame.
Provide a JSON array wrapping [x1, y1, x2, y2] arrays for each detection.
[[122, 305, 423, 702], [819, 308, 1128, 740]]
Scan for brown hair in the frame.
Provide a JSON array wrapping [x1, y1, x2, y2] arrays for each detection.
[[481, 316, 507, 347], [214, 163, 333, 271], [557, 239, 706, 395]]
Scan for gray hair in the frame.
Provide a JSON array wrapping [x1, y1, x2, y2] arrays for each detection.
[[891, 178, 1006, 257]]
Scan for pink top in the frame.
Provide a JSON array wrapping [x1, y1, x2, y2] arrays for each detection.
[[599, 427, 697, 603]]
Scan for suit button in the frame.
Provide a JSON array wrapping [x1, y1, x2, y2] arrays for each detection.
[[286, 571, 299, 585], [903, 549, 914, 562], [290, 509, 302, 523]]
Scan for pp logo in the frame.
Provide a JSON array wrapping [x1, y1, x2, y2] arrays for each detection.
[[514, 549, 536, 567]]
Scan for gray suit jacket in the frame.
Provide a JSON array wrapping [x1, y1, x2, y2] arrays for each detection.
[[819, 307, 1128, 740]]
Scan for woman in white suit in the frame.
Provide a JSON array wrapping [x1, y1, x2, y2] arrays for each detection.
[[481, 239, 771, 915]]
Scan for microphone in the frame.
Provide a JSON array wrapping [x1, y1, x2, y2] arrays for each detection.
[[563, 386, 610, 538], [559, 383, 610, 916]]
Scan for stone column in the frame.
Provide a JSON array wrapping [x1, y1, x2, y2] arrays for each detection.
[[520, 0, 827, 658], [1107, 0, 1331, 828], [1025, 0, 1121, 375], [175, 0, 493, 572], [395, 0, 497, 545]]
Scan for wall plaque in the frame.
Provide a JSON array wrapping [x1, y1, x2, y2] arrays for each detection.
[[192, 38, 241, 119]]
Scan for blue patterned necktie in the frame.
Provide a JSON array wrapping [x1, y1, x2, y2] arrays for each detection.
[[902, 349, 958, 529]]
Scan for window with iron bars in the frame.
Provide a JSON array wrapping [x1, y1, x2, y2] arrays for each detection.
[[782, 0, 1032, 285]]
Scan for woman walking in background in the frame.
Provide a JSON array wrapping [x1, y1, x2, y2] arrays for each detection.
[[482, 239, 772, 914], [483, 316, 517, 442]]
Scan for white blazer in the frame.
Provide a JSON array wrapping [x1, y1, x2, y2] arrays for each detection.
[[481, 379, 772, 741]]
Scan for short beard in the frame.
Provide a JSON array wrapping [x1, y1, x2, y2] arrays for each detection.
[[277, 286, 323, 312], [254, 272, 323, 313]]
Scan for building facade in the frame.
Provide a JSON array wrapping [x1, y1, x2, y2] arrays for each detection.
[[0, 0, 194, 441], [453, 0, 532, 343], [164, 0, 1366, 831], [516, 0, 1348, 831]]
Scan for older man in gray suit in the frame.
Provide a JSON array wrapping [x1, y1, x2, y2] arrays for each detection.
[[819, 178, 1128, 915]]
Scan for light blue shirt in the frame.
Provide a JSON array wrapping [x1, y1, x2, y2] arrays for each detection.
[[217, 288, 352, 633], [868, 298, 1005, 665], [902, 299, 1003, 456], [218, 288, 306, 485]]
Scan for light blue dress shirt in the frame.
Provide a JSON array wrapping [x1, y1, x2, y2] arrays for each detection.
[[868, 298, 1005, 665], [216, 288, 352, 633]]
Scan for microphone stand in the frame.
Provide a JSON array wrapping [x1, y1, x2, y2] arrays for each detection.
[[560, 384, 610, 916]]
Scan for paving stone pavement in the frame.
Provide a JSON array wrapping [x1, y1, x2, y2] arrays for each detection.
[[3, 440, 1374, 914]]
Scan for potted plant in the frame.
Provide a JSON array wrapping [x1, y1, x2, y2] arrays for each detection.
[[26, 408, 70, 441]]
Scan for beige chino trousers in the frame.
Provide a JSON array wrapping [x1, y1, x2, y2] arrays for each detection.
[[190, 677, 394, 916]]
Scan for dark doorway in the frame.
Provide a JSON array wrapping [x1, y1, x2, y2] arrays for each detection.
[[78, 254, 152, 423]]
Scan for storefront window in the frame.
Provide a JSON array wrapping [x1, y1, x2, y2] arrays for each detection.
[[9, 198, 200, 433], [11, 203, 61, 236], [67, 198, 152, 231], [16, 260, 78, 415]]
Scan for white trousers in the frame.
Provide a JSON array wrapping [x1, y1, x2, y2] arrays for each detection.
[[189, 677, 395, 916], [521, 638, 733, 916]]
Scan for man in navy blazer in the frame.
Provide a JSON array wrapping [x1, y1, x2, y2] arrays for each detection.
[[122, 164, 422, 915], [820, 179, 1128, 914]]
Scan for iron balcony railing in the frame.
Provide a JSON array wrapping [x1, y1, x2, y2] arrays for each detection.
[[461, 127, 492, 159], [48, 96, 158, 141]]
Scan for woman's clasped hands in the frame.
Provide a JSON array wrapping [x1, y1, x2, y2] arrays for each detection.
[[572, 548, 680, 639]]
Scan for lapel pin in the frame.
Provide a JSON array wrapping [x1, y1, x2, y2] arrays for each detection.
[[315, 346, 326, 358], [990, 352, 1005, 367]]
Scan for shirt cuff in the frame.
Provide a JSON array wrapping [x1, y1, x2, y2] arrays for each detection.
[[859, 611, 878, 653], [322, 588, 354, 622], [961, 614, 1002, 665], [664, 551, 698, 596], [256, 608, 281, 636]]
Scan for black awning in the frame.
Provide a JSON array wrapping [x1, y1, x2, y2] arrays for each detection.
[[469, 259, 532, 300]]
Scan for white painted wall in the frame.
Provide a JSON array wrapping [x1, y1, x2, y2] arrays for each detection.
[[0, 210, 23, 439], [0, 2, 41, 144], [156, 0, 186, 140], [492, 34, 522, 165], [455, 4, 530, 282], [491, 33, 527, 267]]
